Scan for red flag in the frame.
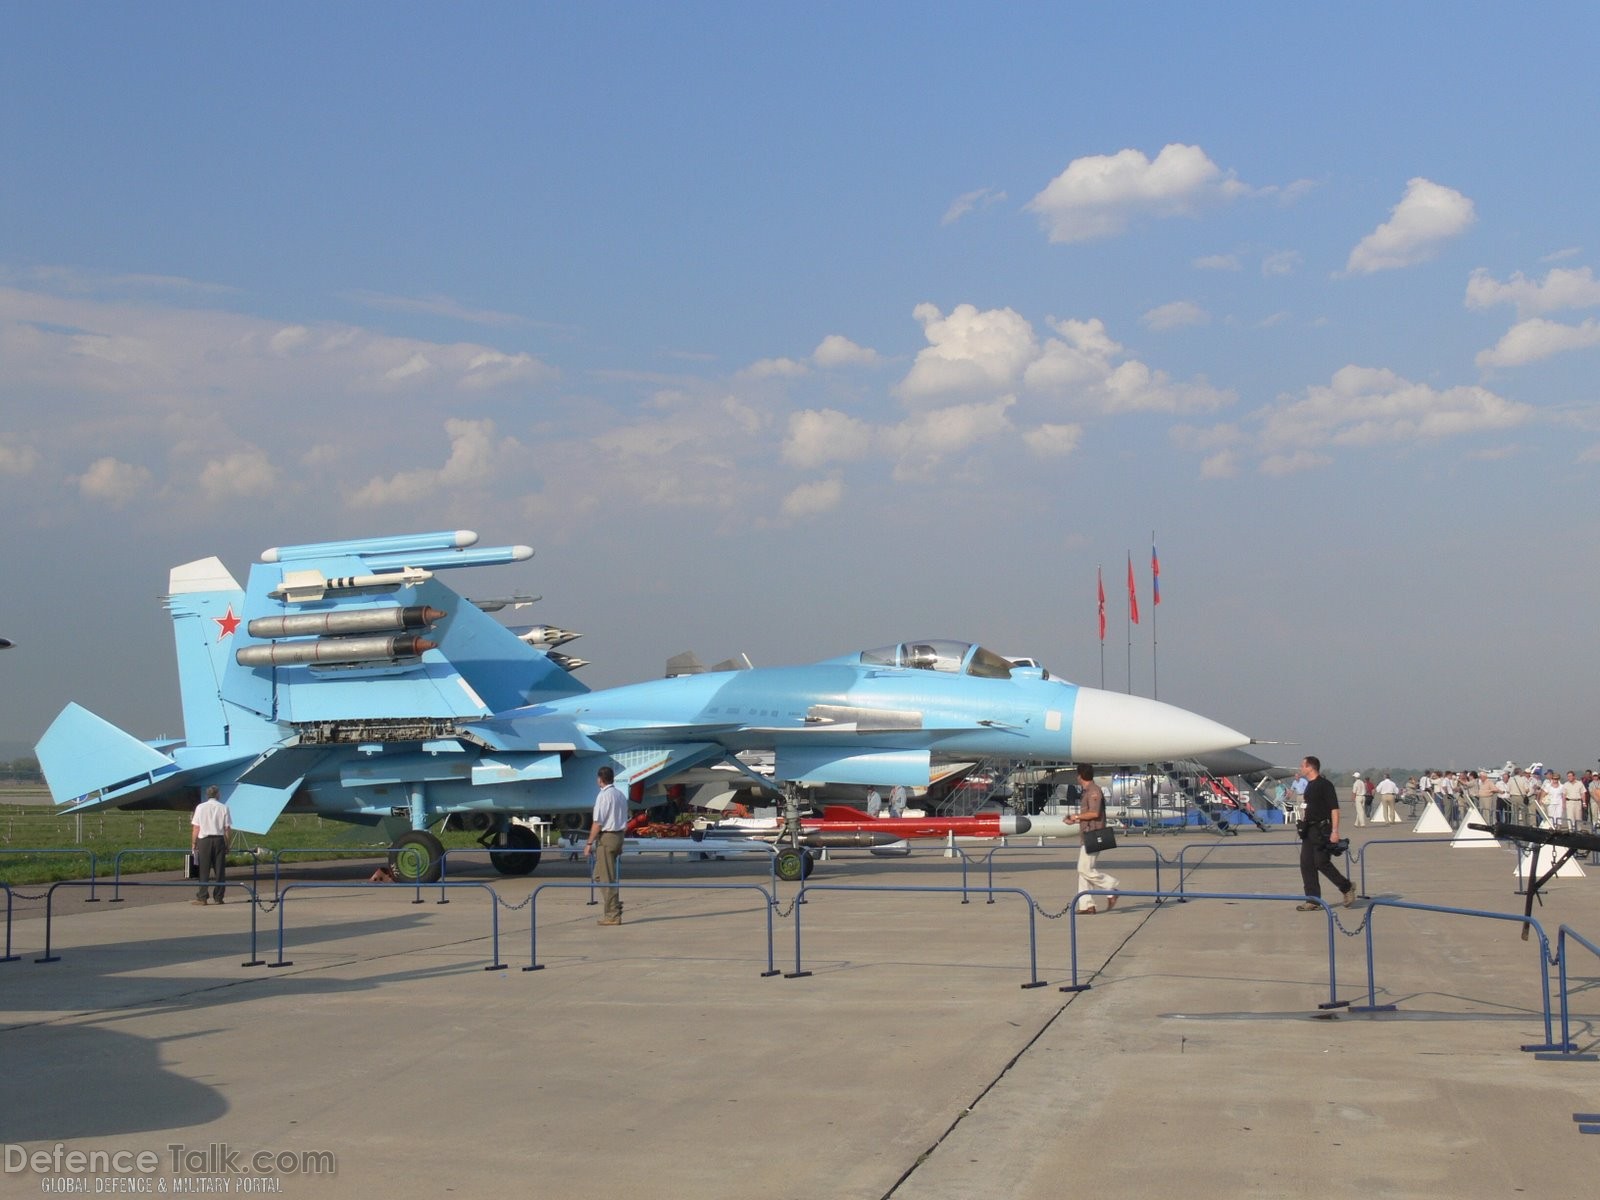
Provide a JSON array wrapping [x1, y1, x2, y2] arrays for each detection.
[[1097, 568, 1106, 641], [1127, 555, 1140, 625], [1151, 542, 1161, 606]]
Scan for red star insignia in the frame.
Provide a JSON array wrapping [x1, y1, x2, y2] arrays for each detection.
[[214, 605, 241, 640]]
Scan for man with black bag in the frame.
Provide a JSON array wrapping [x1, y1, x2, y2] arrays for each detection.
[[1296, 756, 1355, 911], [1066, 763, 1119, 914]]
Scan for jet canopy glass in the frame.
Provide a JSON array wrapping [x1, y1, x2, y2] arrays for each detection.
[[858, 640, 1014, 679]]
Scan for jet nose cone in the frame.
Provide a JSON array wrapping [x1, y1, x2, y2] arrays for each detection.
[[1070, 689, 1249, 762]]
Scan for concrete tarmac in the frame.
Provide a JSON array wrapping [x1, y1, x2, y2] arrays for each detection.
[[2, 828, 1597, 1199]]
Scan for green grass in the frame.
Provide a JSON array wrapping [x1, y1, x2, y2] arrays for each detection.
[[0, 793, 483, 886]]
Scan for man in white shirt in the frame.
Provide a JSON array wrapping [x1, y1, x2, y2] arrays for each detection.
[[585, 767, 630, 925], [190, 786, 232, 906], [1374, 773, 1400, 824], [1351, 773, 1368, 827]]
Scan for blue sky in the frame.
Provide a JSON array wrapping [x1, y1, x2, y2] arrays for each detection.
[[3, 3, 1598, 772]]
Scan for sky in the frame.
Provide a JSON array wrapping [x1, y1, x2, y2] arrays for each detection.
[[2, 3, 1598, 774]]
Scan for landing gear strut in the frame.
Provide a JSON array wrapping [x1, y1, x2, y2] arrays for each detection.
[[773, 783, 815, 881]]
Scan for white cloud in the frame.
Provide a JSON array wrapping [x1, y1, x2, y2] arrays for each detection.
[[782, 408, 873, 469], [812, 334, 879, 368], [780, 477, 845, 519], [1025, 144, 1250, 243], [741, 356, 809, 381], [1261, 250, 1302, 277], [0, 437, 39, 475], [884, 397, 1016, 480], [1465, 266, 1600, 317], [75, 456, 152, 506], [941, 187, 1007, 226], [1199, 450, 1238, 479], [1344, 178, 1476, 274], [1023, 423, 1083, 457], [1259, 365, 1530, 464], [1142, 300, 1209, 330], [198, 449, 277, 500], [1102, 360, 1232, 414], [896, 303, 1038, 402], [352, 418, 525, 507], [1475, 316, 1600, 368]]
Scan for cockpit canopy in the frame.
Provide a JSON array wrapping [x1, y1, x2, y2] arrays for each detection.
[[859, 640, 1015, 679]]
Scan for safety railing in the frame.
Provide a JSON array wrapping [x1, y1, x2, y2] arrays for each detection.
[[1, 882, 15, 963], [1538, 925, 1600, 1062], [1058, 889, 1347, 1009], [1173, 841, 1300, 897], [950, 843, 1166, 905], [0, 848, 101, 900], [266, 881, 508, 971], [31, 879, 267, 965], [524, 879, 778, 976], [785, 882, 1047, 988], [1350, 898, 1557, 1052], [1350, 837, 1460, 898]]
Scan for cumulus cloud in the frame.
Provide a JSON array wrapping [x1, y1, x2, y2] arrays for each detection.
[[896, 303, 1038, 402], [75, 456, 152, 506], [1023, 423, 1083, 457], [781, 477, 845, 519], [198, 449, 277, 500], [1475, 317, 1600, 368], [883, 397, 1016, 480], [941, 186, 1007, 226], [0, 437, 39, 475], [812, 334, 879, 368], [1026, 144, 1250, 243], [1261, 250, 1302, 277], [1024, 317, 1231, 414], [1465, 266, 1600, 317], [1259, 365, 1530, 462], [1344, 178, 1476, 274], [351, 418, 525, 507], [741, 356, 809, 381], [1142, 301, 1209, 331], [782, 408, 873, 469]]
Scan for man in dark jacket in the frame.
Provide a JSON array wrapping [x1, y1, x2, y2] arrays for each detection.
[[1297, 756, 1354, 910]]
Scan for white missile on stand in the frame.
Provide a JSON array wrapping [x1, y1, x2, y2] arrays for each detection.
[[269, 566, 433, 603]]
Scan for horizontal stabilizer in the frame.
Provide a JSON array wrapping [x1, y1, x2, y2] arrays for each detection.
[[226, 778, 303, 834], [37, 704, 177, 804]]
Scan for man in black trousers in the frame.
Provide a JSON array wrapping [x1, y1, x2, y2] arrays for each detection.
[[1296, 756, 1354, 911]]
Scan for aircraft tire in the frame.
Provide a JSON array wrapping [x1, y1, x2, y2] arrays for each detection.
[[389, 830, 445, 884], [490, 823, 542, 876], [774, 847, 814, 882]]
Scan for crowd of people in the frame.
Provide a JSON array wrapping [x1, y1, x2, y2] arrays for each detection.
[[1341, 765, 1599, 830]]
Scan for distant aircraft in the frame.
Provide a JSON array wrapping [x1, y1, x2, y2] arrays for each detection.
[[35, 529, 1251, 882], [0, 636, 13, 650]]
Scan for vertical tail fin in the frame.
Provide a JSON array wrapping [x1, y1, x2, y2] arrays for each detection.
[[166, 556, 251, 748]]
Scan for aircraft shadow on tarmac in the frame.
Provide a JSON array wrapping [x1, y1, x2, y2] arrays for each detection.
[[1, 1024, 230, 1142]]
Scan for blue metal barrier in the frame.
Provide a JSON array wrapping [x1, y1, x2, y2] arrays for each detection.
[[269, 846, 389, 897], [439, 840, 780, 905], [524, 879, 778, 975], [951, 843, 1166, 905], [1350, 837, 1458, 898], [1173, 841, 1301, 897], [0, 848, 100, 901], [269, 881, 506, 972], [1354, 898, 1557, 1051], [106, 846, 266, 902], [34, 879, 265, 965], [1540, 926, 1600, 1062], [786, 882, 1046, 988], [1058, 889, 1346, 1009], [1, 882, 15, 963]]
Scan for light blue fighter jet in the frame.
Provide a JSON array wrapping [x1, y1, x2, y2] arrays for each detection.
[[35, 529, 1251, 881]]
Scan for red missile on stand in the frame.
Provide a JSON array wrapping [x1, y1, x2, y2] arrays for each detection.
[[797, 805, 1029, 847]]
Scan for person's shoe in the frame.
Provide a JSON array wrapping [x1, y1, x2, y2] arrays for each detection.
[[192, 898, 208, 906], [597, 915, 621, 926], [1105, 895, 1118, 911], [1078, 906, 1098, 915], [1342, 889, 1356, 908], [1295, 901, 1320, 911]]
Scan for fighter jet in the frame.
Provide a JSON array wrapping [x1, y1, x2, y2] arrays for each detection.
[[35, 529, 1251, 882]]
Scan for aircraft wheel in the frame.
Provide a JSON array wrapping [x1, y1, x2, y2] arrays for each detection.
[[558, 812, 588, 833], [774, 847, 814, 882], [389, 830, 445, 884], [490, 823, 542, 876]]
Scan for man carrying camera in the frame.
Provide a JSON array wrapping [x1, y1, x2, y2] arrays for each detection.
[[1296, 756, 1355, 911]]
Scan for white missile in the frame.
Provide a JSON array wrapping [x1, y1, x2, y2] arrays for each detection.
[[510, 625, 581, 648], [270, 566, 433, 603]]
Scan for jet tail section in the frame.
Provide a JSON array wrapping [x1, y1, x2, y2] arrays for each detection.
[[37, 703, 179, 805]]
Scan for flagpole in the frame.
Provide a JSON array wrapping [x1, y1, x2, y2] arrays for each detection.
[[1125, 551, 1134, 695], [1096, 564, 1106, 689], [1151, 530, 1159, 701]]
